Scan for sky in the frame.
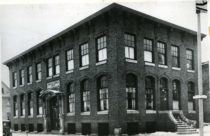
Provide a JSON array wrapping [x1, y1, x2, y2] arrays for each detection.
[[0, 0, 209, 87]]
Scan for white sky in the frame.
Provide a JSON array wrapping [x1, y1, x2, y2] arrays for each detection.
[[0, 0, 209, 86]]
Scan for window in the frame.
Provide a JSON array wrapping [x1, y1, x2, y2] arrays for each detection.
[[171, 46, 180, 67], [126, 74, 137, 110], [124, 33, 136, 60], [160, 78, 168, 110], [36, 63, 41, 80], [144, 38, 154, 63], [12, 72, 17, 87], [145, 76, 155, 110], [27, 66, 32, 83], [188, 82, 195, 111], [47, 55, 60, 77], [157, 42, 166, 65], [98, 76, 109, 111], [47, 58, 53, 77], [97, 36, 107, 62], [13, 96, 18, 116], [81, 80, 90, 112], [66, 49, 74, 71], [19, 69, 24, 85], [172, 80, 180, 110], [20, 94, 25, 116], [80, 43, 89, 67], [67, 83, 75, 113], [186, 49, 194, 70], [36, 91, 42, 115], [28, 92, 33, 116], [54, 55, 60, 75]]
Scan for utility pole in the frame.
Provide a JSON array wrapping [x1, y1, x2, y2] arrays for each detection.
[[193, 1, 208, 136]]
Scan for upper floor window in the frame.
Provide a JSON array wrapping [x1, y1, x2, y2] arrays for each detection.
[[144, 38, 154, 63], [97, 36, 107, 62], [157, 42, 167, 65], [98, 76, 109, 111], [20, 94, 25, 116], [66, 49, 74, 71], [36, 90, 42, 115], [80, 43, 89, 67], [171, 45, 180, 68], [12, 72, 17, 87], [47, 55, 60, 77], [36, 63, 42, 80], [19, 69, 24, 85], [28, 92, 33, 116], [13, 96, 18, 116], [126, 74, 137, 110], [81, 79, 90, 112], [54, 55, 60, 75], [27, 66, 32, 83], [124, 33, 136, 60], [186, 49, 194, 70], [67, 83, 75, 113], [145, 76, 155, 110]]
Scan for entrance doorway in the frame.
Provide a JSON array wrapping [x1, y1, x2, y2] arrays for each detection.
[[49, 96, 60, 130], [172, 80, 180, 110], [160, 78, 168, 110]]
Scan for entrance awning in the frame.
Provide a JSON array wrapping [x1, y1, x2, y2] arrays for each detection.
[[40, 89, 64, 99]]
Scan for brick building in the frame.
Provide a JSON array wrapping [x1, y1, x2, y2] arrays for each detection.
[[2, 81, 11, 121], [3, 3, 206, 135], [202, 62, 210, 122]]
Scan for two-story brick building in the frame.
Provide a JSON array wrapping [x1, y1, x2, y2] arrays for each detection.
[[3, 3, 206, 135]]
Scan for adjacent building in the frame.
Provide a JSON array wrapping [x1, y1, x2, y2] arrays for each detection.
[[3, 3, 206, 135], [2, 81, 11, 122]]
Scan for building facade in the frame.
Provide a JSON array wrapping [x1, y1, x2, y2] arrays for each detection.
[[202, 62, 210, 122], [3, 3, 205, 135], [2, 81, 11, 121]]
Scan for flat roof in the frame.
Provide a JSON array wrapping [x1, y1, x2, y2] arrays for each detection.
[[3, 3, 206, 65]]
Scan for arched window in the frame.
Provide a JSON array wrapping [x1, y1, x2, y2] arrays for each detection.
[[28, 92, 33, 116], [126, 74, 137, 110], [98, 76, 109, 111], [36, 90, 42, 115], [160, 77, 168, 110], [20, 94, 25, 116], [67, 83, 75, 113], [81, 79, 90, 112], [13, 96, 18, 116], [172, 80, 180, 110], [188, 82, 195, 111], [145, 76, 155, 110]]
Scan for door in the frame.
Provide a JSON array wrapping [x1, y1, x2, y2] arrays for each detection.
[[49, 97, 60, 130], [160, 78, 168, 110], [172, 80, 180, 110]]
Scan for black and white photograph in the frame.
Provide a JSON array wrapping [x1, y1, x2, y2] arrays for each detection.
[[0, 0, 210, 136]]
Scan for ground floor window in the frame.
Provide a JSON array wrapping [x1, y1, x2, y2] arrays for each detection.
[[67, 123, 76, 134], [127, 122, 139, 135], [28, 124, 34, 132], [21, 124, 26, 131], [188, 82, 195, 111], [14, 124, 18, 131], [145, 76, 155, 110], [82, 123, 91, 135], [37, 124, 43, 132], [126, 74, 137, 110], [98, 123, 109, 136]]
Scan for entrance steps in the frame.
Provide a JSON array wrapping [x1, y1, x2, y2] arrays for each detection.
[[169, 111, 198, 135]]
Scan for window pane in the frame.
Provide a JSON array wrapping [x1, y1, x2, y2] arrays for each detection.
[[98, 48, 107, 61], [125, 47, 129, 58], [68, 60, 74, 70], [158, 54, 165, 65], [144, 51, 152, 62], [82, 55, 89, 66]]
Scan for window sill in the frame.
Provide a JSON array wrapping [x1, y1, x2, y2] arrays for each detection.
[[67, 113, 75, 116], [19, 85, 24, 87], [53, 74, 60, 78], [145, 62, 155, 66], [158, 64, 168, 69], [188, 110, 196, 114], [13, 116, 18, 118], [13, 87, 17, 89], [79, 65, 89, 71], [97, 110, 108, 115], [66, 70, 74, 74], [187, 70, 195, 73], [36, 80, 41, 83], [146, 110, 156, 114], [27, 83, 32, 85], [126, 59, 137, 63], [36, 115, 43, 118], [127, 110, 139, 114], [81, 112, 90, 115], [96, 60, 107, 66], [46, 76, 52, 80], [172, 67, 181, 71], [28, 115, 33, 118], [20, 116, 25, 118]]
